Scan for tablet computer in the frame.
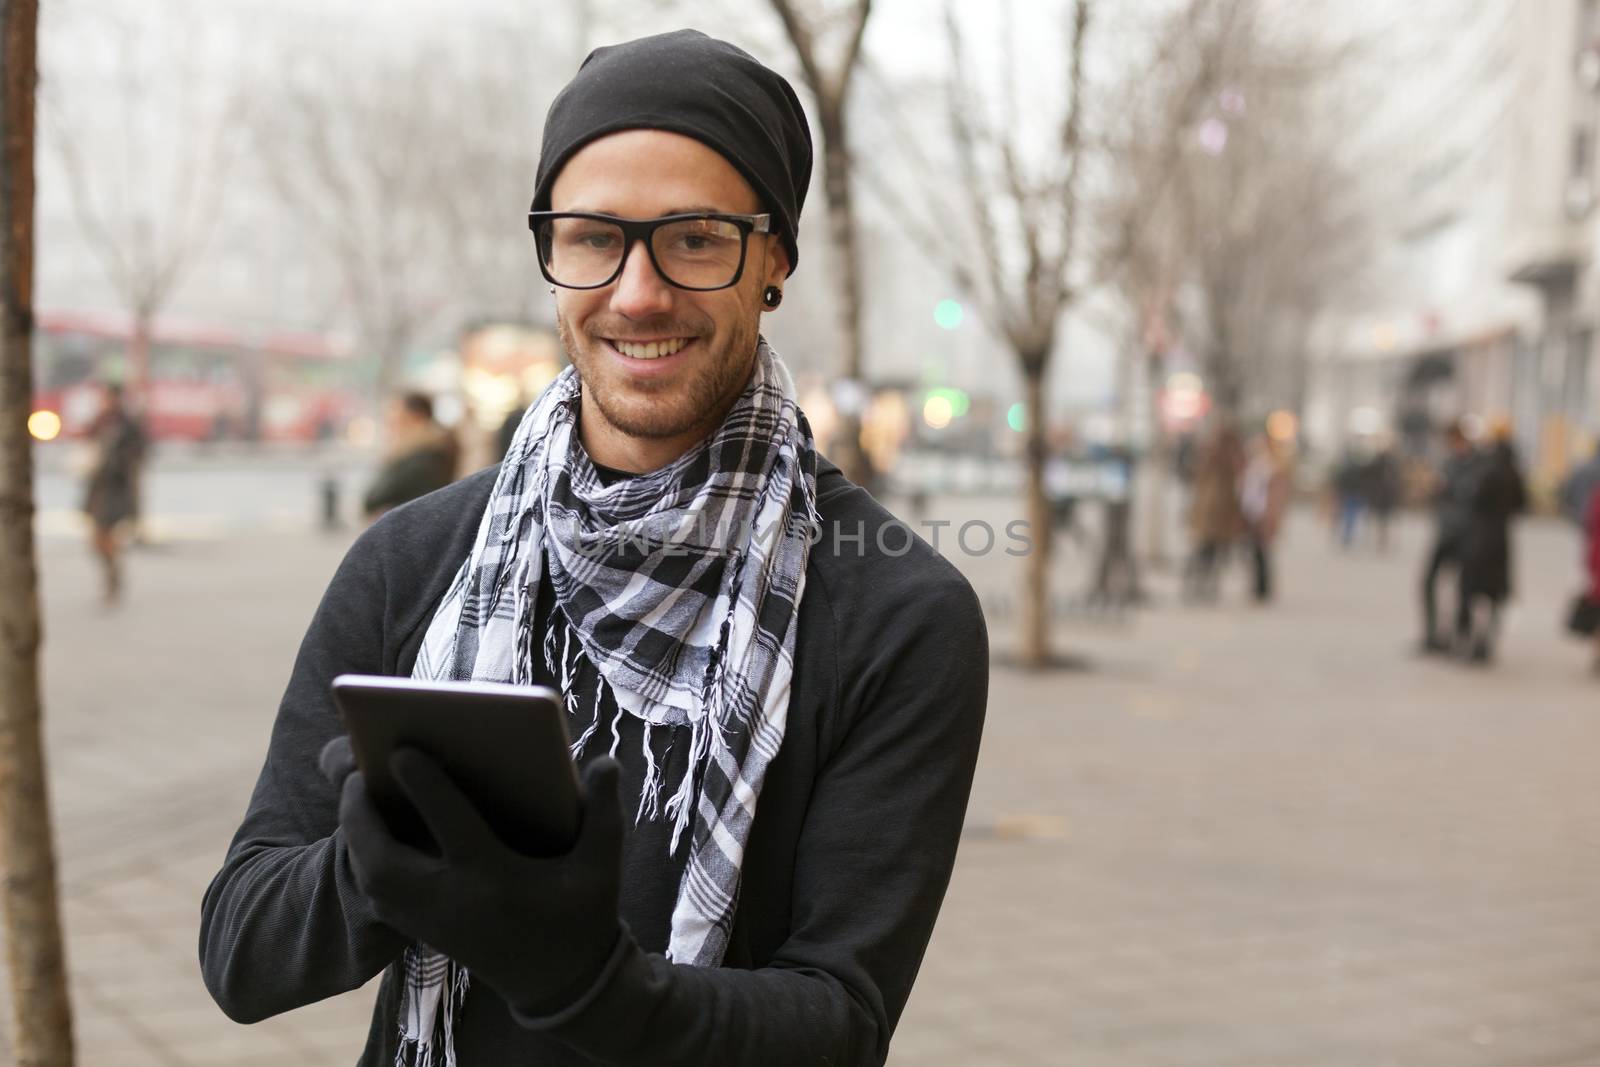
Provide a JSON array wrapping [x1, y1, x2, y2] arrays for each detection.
[[330, 674, 579, 857]]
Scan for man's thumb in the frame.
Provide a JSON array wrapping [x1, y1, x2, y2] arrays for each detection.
[[574, 756, 623, 858]]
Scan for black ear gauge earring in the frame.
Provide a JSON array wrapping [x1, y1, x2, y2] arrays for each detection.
[[762, 285, 783, 309]]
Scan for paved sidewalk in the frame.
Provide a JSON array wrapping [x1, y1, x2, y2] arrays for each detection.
[[1, 497, 1596, 1065]]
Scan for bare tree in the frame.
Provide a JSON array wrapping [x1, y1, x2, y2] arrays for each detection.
[[1167, 11, 1372, 423], [41, 1, 241, 396], [915, 0, 1095, 668], [0, 0, 75, 1062], [765, 0, 874, 485], [252, 21, 551, 401], [1097, 0, 1256, 565], [855, 0, 1236, 662], [1113, 0, 1376, 425], [254, 54, 462, 400], [1097, 0, 1374, 559]]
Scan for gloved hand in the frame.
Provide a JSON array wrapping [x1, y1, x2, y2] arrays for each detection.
[[328, 738, 626, 1017], [319, 734, 357, 791]]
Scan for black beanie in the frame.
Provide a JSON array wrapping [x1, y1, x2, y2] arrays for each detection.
[[530, 29, 813, 275]]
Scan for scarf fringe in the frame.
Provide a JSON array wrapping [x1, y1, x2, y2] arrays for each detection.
[[637, 721, 662, 824], [395, 957, 469, 1067]]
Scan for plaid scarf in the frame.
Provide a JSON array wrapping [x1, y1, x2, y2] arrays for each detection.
[[396, 340, 817, 1065]]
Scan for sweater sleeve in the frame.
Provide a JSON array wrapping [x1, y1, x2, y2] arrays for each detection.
[[518, 564, 990, 1066], [198, 526, 411, 1023]]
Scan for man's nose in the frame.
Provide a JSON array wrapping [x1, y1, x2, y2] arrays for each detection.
[[609, 240, 674, 319]]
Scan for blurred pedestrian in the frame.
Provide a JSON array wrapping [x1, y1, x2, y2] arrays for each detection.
[[1418, 420, 1478, 655], [1239, 432, 1290, 603], [1184, 423, 1243, 602], [1330, 447, 1367, 549], [1570, 482, 1600, 674], [1585, 484, 1600, 674], [1045, 450, 1090, 550], [81, 384, 145, 603], [1457, 427, 1526, 664], [1086, 446, 1142, 609], [361, 391, 459, 520], [1363, 445, 1402, 552], [1559, 441, 1600, 673], [1559, 439, 1600, 527]]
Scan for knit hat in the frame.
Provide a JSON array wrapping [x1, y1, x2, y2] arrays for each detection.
[[530, 29, 812, 275]]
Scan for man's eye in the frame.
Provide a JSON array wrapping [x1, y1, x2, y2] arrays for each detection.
[[575, 231, 619, 250], [667, 227, 736, 254]]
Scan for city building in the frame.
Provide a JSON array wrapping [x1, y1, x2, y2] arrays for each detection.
[[1307, 0, 1600, 491]]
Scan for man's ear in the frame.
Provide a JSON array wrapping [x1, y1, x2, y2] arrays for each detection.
[[763, 237, 792, 287]]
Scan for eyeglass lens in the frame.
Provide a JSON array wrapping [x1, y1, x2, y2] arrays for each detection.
[[539, 217, 747, 289]]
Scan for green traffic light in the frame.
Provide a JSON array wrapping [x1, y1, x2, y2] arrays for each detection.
[[934, 299, 964, 330]]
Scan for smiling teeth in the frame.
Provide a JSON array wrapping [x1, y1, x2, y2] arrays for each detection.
[[614, 338, 689, 360]]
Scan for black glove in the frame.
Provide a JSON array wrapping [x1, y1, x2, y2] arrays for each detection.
[[329, 738, 626, 1017], [319, 734, 358, 791]]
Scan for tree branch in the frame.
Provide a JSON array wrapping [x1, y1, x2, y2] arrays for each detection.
[[942, 0, 1015, 337], [834, 0, 874, 101], [765, 0, 826, 98]]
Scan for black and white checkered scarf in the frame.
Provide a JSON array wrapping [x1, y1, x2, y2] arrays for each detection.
[[396, 340, 817, 1065]]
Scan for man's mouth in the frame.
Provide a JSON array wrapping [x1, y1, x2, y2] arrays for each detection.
[[606, 337, 692, 360]]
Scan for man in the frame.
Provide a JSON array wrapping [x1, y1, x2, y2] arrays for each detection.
[[200, 30, 988, 1067], [361, 390, 459, 520], [1456, 426, 1526, 663], [1418, 420, 1478, 654], [81, 383, 145, 603], [1363, 442, 1401, 552], [1329, 446, 1366, 549]]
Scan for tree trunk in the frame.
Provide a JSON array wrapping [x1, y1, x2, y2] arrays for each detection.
[[1020, 365, 1051, 668], [127, 307, 151, 397], [0, 1, 76, 1062], [815, 102, 870, 488]]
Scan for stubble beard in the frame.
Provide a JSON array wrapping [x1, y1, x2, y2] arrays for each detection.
[[557, 304, 762, 443]]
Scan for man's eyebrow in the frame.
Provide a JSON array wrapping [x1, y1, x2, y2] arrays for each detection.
[[557, 205, 749, 217]]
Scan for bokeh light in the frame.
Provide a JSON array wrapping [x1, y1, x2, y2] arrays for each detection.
[[925, 386, 969, 418], [1006, 402, 1026, 432], [1266, 409, 1298, 443], [28, 410, 61, 442]]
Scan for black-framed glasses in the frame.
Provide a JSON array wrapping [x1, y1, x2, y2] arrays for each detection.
[[527, 211, 772, 291]]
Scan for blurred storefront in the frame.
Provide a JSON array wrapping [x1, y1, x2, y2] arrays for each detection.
[[436, 321, 563, 471], [1501, 0, 1600, 488], [1305, 0, 1600, 496]]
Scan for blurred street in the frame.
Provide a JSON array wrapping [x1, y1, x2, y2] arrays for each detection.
[[7, 1, 1600, 1063], [5, 460, 1596, 1066]]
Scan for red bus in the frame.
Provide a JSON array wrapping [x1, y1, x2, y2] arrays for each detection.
[[32, 311, 365, 443]]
